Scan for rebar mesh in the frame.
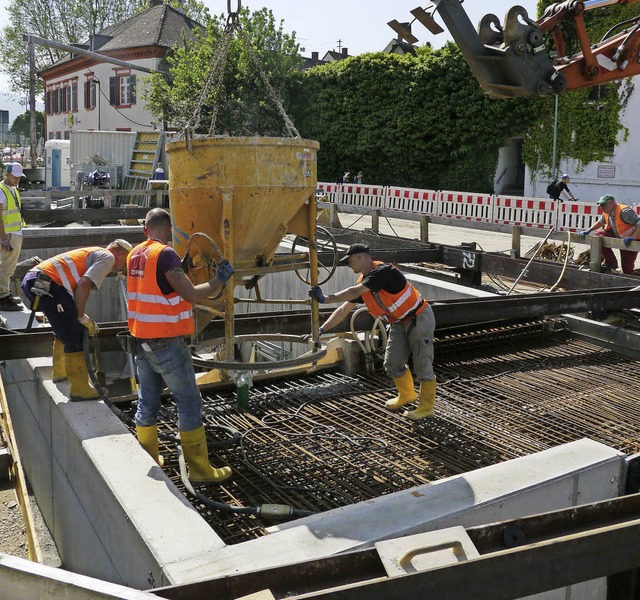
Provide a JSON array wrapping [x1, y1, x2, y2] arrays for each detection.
[[123, 325, 640, 544]]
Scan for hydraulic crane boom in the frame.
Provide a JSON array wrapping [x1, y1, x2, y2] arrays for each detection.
[[429, 0, 640, 97]]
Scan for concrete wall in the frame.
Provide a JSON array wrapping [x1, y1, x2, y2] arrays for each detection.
[[2, 357, 225, 589], [0, 552, 161, 600]]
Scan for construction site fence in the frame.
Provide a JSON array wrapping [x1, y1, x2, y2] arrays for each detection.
[[316, 183, 632, 233]]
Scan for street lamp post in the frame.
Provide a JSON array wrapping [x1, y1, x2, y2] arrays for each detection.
[[551, 94, 559, 180]]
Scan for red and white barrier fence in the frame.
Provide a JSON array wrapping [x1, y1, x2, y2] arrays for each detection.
[[386, 186, 437, 214], [316, 182, 608, 232], [440, 190, 493, 223]]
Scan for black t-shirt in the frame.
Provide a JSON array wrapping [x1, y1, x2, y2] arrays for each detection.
[[549, 181, 569, 199], [353, 263, 406, 303]]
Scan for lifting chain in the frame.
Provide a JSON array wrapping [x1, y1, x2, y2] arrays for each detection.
[[183, 0, 300, 144]]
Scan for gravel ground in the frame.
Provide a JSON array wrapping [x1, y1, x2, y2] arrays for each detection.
[[0, 428, 29, 559]]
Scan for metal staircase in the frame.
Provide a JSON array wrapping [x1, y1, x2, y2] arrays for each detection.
[[118, 131, 164, 206]]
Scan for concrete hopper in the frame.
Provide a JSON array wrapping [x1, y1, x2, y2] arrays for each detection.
[[167, 136, 319, 275], [166, 135, 326, 368]]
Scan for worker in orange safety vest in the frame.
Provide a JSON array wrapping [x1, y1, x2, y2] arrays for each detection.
[[309, 243, 436, 420]]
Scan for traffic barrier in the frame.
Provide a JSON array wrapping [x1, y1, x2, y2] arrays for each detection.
[[386, 186, 437, 214], [557, 202, 602, 232], [316, 183, 341, 204], [318, 182, 634, 234], [494, 195, 554, 229], [439, 190, 493, 222], [339, 184, 385, 210]]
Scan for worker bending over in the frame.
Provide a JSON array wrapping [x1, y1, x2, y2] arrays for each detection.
[[578, 194, 640, 274], [309, 244, 436, 420], [21, 240, 132, 401], [127, 208, 233, 482]]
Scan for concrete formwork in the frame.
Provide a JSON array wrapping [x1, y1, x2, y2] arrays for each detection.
[[0, 237, 633, 598]]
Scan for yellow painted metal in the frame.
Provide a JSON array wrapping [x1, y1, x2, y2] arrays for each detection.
[[166, 136, 319, 274]]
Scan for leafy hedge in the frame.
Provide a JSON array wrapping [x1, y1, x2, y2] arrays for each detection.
[[288, 44, 539, 192], [148, 4, 637, 192]]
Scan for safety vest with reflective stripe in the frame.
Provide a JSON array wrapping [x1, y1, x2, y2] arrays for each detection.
[[604, 204, 638, 239], [127, 239, 193, 339], [0, 182, 25, 233], [357, 261, 427, 324], [38, 247, 103, 297]]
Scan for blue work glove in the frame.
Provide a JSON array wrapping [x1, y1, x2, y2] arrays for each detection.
[[319, 326, 325, 336], [623, 236, 635, 246], [215, 260, 234, 283], [309, 286, 326, 303], [577, 230, 587, 239]]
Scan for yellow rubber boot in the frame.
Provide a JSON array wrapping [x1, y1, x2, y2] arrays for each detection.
[[52, 338, 67, 383], [136, 425, 164, 467], [65, 351, 100, 401], [404, 379, 436, 420], [385, 370, 418, 410], [181, 426, 232, 483]]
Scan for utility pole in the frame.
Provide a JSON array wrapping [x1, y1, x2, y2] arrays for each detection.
[[28, 36, 37, 168]]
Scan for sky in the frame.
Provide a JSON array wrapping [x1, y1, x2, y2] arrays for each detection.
[[207, 0, 538, 57], [0, 0, 538, 125]]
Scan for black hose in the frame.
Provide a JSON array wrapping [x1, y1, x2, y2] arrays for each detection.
[[81, 330, 313, 519]]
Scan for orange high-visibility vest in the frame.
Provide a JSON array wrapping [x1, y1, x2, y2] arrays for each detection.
[[38, 247, 104, 296], [604, 204, 637, 239], [127, 239, 193, 339], [357, 261, 427, 324]]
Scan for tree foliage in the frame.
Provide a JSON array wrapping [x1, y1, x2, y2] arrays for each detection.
[[0, 0, 206, 99], [289, 44, 540, 192], [9, 110, 44, 139], [523, 1, 638, 176], [145, 7, 302, 135]]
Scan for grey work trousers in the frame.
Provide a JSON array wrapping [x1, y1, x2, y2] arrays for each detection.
[[383, 303, 435, 382]]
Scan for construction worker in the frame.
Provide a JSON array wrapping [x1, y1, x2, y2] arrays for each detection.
[[578, 194, 640, 274], [0, 163, 26, 311], [309, 243, 436, 420], [21, 240, 133, 400], [127, 208, 233, 482]]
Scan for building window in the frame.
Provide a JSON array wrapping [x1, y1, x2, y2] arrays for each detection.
[[71, 80, 78, 111], [109, 74, 136, 107], [64, 85, 71, 113], [85, 79, 98, 109]]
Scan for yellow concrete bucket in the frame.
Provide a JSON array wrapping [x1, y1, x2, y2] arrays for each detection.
[[166, 136, 319, 274], [167, 136, 320, 333]]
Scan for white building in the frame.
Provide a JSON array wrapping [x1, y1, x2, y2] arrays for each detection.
[[495, 81, 640, 204], [39, 1, 199, 140]]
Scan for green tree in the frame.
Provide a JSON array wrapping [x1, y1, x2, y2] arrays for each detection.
[[0, 0, 207, 98], [9, 110, 44, 140], [146, 7, 302, 135]]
